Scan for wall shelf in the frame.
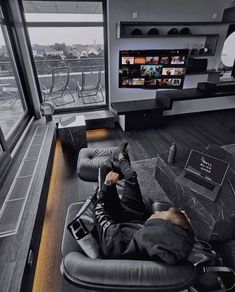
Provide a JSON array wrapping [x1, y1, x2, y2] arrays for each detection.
[[117, 22, 220, 56], [120, 34, 218, 38]]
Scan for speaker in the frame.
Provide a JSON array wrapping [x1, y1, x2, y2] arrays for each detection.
[[197, 82, 216, 93], [186, 58, 208, 74]]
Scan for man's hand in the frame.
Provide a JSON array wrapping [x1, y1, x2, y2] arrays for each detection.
[[105, 171, 119, 185]]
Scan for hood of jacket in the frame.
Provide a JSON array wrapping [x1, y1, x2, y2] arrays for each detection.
[[123, 218, 195, 264]]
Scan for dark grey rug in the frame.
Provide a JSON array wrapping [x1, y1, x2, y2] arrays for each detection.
[[131, 158, 170, 205]]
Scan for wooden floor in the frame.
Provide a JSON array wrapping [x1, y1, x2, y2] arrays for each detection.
[[33, 109, 235, 292]]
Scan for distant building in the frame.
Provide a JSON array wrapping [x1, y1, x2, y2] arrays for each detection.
[[79, 50, 88, 58], [45, 50, 64, 58], [0, 45, 9, 58], [33, 48, 45, 57]]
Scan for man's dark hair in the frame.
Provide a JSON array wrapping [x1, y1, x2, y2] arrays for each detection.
[[168, 208, 191, 229]]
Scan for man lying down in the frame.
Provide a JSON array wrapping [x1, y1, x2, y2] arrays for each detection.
[[94, 142, 195, 264]]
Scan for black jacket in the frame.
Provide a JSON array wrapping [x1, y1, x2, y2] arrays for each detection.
[[94, 184, 195, 264]]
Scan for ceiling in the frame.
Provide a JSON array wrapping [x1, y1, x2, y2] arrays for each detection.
[[23, 1, 102, 14]]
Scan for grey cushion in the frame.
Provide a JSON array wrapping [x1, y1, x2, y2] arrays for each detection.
[[77, 147, 118, 181]]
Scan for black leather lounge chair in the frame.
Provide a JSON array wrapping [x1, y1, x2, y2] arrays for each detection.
[[61, 201, 198, 291]]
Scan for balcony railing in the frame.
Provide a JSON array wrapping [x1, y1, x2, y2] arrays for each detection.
[[0, 56, 106, 115], [0, 57, 105, 77]]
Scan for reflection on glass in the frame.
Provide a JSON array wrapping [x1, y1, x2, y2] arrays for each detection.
[[28, 26, 106, 108], [23, 1, 103, 22], [0, 6, 3, 19], [25, 13, 103, 22], [0, 27, 27, 138], [0, 142, 3, 155]]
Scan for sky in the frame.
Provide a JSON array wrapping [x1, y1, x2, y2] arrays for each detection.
[[27, 13, 104, 46], [25, 13, 103, 22], [28, 27, 104, 46]]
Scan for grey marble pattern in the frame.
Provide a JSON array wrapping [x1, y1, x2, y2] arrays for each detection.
[[155, 148, 235, 242], [58, 115, 87, 154]]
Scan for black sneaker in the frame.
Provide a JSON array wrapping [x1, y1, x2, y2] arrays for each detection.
[[121, 150, 131, 164], [113, 142, 128, 161]]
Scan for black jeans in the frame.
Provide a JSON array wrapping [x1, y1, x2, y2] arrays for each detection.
[[99, 158, 148, 223]]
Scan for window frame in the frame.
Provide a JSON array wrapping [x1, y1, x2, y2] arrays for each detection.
[[0, 2, 32, 151], [21, 0, 109, 114], [0, 126, 11, 189]]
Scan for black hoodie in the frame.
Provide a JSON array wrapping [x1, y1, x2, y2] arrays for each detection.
[[94, 184, 195, 263]]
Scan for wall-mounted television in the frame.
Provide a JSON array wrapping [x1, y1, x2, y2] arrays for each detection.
[[119, 49, 189, 89]]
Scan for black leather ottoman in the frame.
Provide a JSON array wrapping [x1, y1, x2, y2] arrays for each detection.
[[77, 147, 118, 181]]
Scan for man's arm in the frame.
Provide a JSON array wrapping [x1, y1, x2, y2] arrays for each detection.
[[94, 173, 129, 258]]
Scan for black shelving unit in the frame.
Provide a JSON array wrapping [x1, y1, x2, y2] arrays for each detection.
[[117, 21, 220, 56]]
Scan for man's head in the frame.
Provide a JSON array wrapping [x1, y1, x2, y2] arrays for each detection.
[[129, 207, 195, 264], [148, 207, 191, 229]]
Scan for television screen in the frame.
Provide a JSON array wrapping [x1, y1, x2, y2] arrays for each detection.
[[119, 49, 189, 89]]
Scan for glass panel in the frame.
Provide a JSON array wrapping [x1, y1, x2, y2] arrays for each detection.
[[221, 32, 235, 67], [0, 27, 27, 138], [28, 26, 105, 109], [0, 142, 3, 155], [23, 1, 103, 22], [0, 7, 3, 19]]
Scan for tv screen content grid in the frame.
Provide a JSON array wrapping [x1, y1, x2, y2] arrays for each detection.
[[119, 49, 189, 89]]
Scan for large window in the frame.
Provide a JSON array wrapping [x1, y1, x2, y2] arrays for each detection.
[[23, 1, 107, 111], [0, 20, 28, 141], [0, 140, 3, 155]]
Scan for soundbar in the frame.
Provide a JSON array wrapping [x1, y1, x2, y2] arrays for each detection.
[[197, 81, 235, 93]]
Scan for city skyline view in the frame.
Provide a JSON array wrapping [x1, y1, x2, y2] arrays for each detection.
[[28, 27, 104, 46]]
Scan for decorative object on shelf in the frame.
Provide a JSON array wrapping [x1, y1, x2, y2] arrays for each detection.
[[168, 142, 177, 164], [131, 28, 143, 35], [168, 28, 178, 35], [180, 27, 191, 35], [190, 48, 199, 56], [147, 28, 159, 35], [199, 47, 209, 55], [40, 101, 54, 122]]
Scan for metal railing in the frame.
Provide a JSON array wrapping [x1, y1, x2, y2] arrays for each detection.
[[0, 57, 105, 77]]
